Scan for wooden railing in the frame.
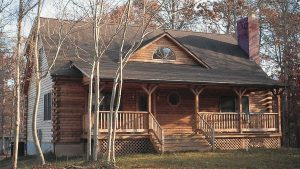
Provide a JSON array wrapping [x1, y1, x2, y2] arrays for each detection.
[[241, 113, 278, 132], [199, 112, 239, 132], [83, 111, 164, 153], [196, 113, 215, 151], [83, 111, 149, 133], [198, 112, 279, 133], [149, 113, 164, 153]]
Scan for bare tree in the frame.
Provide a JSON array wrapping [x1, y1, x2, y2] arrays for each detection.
[[106, 0, 165, 164], [13, 0, 27, 168], [24, 0, 86, 165], [30, 0, 45, 165]]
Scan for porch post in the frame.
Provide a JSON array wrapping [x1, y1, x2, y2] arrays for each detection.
[[190, 86, 205, 130], [271, 88, 284, 134], [142, 84, 158, 114], [277, 95, 281, 134], [153, 91, 157, 116], [234, 88, 247, 133]]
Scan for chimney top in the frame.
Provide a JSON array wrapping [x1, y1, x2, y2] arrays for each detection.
[[237, 16, 260, 65]]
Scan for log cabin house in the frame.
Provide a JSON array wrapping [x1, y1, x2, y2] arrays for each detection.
[[24, 16, 284, 156]]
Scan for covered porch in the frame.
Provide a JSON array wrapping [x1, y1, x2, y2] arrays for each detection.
[[82, 82, 282, 152]]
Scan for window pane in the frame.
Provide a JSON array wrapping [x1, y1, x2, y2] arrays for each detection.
[[44, 93, 51, 120], [220, 96, 235, 112], [44, 94, 47, 120], [168, 93, 180, 106], [99, 92, 122, 111], [153, 47, 175, 60], [138, 95, 148, 111], [242, 96, 249, 113], [48, 93, 52, 120]]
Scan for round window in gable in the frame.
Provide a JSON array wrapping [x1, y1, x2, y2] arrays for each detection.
[[168, 92, 181, 106], [153, 47, 175, 60]]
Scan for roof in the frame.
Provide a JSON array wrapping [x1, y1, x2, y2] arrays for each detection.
[[37, 17, 282, 87]]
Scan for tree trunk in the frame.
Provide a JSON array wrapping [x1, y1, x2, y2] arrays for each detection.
[[32, 79, 45, 164], [107, 78, 118, 162], [93, 61, 100, 161], [31, 0, 45, 164], [12, 1, 23, 167], [1, 93, 5, 154], [87, 61, 95, 161]]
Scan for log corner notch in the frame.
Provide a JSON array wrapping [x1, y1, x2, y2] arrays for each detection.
[[233, 87, 247, 134], [271, 88, 285, 134], [141, 84, 158, 114]]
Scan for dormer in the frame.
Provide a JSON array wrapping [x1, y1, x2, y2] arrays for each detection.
[[130, 33, 209, 68]]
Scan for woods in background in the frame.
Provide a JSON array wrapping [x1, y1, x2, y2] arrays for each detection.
[[0, 0, 299, 168]]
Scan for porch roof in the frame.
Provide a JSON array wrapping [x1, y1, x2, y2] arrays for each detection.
[[67, 59, 281, 87]]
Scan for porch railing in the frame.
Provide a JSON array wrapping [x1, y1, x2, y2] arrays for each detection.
[[83, 111, 164, 152], [199, 112, 239, 132], [149, 112, 164, 153], [196, 113, 215, 151], [198, 112, 279, 133], [241, 113, 278, 132], [83, 111, 149, 133]]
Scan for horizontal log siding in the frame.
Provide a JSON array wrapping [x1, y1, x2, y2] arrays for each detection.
[[122, 90, 138, 111], [130, 36, 198, 65], [156, 89, 194, 129], [156, 89, 194, 114], [199, 97, 220, 112], [249, 91, 273, 113], [53, 78, 85, 143]]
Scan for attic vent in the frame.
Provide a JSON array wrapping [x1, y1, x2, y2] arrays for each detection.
[[153, 47, 175, 60]]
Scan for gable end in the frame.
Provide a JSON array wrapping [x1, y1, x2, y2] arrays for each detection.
[[130, 33, 209, 68]]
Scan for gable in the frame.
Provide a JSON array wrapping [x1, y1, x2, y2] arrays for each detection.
[[130, 35, 207, 67]]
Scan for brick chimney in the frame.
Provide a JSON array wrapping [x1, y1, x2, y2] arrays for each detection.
[[237, 14, 260, 65]]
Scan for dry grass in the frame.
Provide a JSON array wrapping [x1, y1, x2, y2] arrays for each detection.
[[0, 148, 299, 169]]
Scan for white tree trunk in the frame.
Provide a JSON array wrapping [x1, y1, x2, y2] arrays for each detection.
[[107, 78, 118, 162], [32, 79, 45, 164], [87, 61, 95, 161], [12, 1, 23, 167], [31, 0, 45, 165], [93, 61, 100, 161]]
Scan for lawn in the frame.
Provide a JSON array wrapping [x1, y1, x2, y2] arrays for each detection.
[[0, 148, 300, 169]]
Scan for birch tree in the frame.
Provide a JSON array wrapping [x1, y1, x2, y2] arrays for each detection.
[[106, 0, 165, 165], [12, 0, 37, 168], [26, 0, 85, 165], [75, 0, 128, 161], [30, 0, 45, 165]]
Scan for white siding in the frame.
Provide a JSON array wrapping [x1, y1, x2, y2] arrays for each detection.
[[27, 42, 53, 153]]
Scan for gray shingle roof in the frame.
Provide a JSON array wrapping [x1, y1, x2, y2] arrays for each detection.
[[39, 17, 282, 87]]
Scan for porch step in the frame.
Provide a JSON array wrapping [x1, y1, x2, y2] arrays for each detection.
[[97, 133, 150, 140], [163, 132, 211, 153], [163, 128, 194, 135]]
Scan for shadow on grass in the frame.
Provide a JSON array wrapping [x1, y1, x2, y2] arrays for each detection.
[[1, 148, 300, 169]]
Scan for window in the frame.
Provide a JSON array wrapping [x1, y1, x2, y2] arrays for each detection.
[[153, 47, 175, 60], [242, 96, 249, 113], [44, 93, 52, 120], [99, 92, 122, 111], [138, 94, 148, 111], [168, 92, 181, 106], [220, 96, 235, 112]]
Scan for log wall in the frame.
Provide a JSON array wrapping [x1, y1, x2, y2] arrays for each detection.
[[53, 77, 85, 143]]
